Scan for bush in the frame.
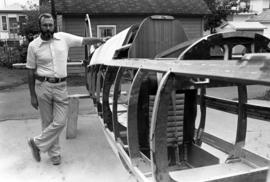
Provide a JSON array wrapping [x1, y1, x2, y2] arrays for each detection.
[[17, 43, 28, 63], [0, 48, 19, 68], [0, 43, 28, 68]]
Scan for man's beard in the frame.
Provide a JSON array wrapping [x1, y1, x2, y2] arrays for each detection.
[[41, 30, 54, 40]]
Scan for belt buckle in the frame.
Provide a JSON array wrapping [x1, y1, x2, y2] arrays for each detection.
[[47, 77, 57, 83]]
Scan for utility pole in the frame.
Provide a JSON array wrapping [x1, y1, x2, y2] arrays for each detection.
[[50, 0, 57, 32]]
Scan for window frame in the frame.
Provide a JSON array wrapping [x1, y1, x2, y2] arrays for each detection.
[[97, 25, 116, 38], [8, 17, 18, 34], [1, 16, 7, 31]]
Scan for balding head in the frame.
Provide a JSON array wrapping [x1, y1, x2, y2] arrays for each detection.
[[38, 13, 54, 29]]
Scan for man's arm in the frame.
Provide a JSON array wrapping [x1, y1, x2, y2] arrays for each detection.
[[28, 69, 38, 110], [82, 37, 105, 46]]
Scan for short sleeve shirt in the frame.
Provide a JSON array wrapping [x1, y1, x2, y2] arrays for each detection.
[[26, 32, 83, 78]]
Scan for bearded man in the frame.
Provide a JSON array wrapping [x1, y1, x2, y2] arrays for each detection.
[[26, 13, 104, 165]]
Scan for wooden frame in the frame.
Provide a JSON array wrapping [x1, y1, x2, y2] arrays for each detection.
[[96, 65, 105, 116], [150, 71, 175, 182], [127, 68, 149, 163], [84, 15, 270, 182], [112, 66, 130, 143], [102, 66, 118, 130]]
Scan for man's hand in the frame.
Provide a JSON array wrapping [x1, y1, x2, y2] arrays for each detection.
[[31, 95, 39, 110], [102, 36, 110, 42]]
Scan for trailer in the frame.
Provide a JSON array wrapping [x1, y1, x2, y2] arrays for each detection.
[[83, 15, 270, 182]]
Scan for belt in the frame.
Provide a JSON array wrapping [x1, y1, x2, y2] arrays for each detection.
[[35, 76, 67, 83]]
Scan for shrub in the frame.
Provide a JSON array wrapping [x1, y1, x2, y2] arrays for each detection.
[[0, 43, 28, 68]]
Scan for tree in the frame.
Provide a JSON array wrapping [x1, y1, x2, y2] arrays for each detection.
[[19, 0, 51, 37], [19, 2, 39, 37], [204, 0, 249, 34], [16, 1, 51, 65], [204, 0, 230, 34]]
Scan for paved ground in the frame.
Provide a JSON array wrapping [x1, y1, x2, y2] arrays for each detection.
[[1, 70, 270, 181], [0, 84, 136, 182], [198, 108, 270, 161], [0, 115, 136, 182]]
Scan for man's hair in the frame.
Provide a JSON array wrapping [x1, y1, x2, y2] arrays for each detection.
[[38, 13, 53, 27]]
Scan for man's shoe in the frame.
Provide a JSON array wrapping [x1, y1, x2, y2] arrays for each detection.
[[27, 138, 41, 162], [51, 155, 61, 165]]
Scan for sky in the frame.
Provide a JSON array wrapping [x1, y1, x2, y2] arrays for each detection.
[[0, 0, 38, 9]]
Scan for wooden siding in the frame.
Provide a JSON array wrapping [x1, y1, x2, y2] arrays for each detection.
[[179, 18, 203, 39], [63, 17, 85, 61], [62, 16, 204, 61]]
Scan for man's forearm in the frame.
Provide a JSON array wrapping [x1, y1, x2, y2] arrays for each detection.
[[28, 69, 36, 97], [82, 37, 104, 45]]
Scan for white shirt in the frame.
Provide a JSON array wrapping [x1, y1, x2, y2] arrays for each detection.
[[26, 32, 83, 78]]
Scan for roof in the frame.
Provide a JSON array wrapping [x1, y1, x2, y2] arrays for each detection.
[[247, 9, 270, 23], [54, 0, 211, 16], [0, 3, 24, 12], [0, 10, 24, 13], [218, 21, 266, 31]]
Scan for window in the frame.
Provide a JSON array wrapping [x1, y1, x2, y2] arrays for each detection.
[[97, 25, 116, 38], [9, 17, 18, 34], [2, 16, 7, 31], [18, 16, 26, 26]]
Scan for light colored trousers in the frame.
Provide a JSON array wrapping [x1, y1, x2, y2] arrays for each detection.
[[34, 80, 68, 157]]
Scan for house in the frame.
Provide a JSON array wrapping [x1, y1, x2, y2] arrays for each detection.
[[217, 21, 266, 35], [247, 9, 270, 38], [228, 0, 270, 21], [249, 0, 270, 14], [40, 0, 211, 61], [0, 3, 26, 40], [208, 0, 270, 37]]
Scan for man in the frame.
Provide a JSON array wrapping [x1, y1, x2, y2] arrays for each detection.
[[26, 13, 104, 165]]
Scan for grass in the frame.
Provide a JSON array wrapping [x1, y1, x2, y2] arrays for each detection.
[[0, 67, 28, 90], [67, 75, 86, 87]]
